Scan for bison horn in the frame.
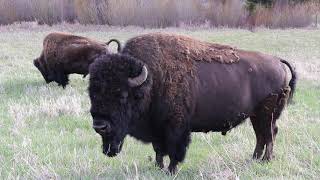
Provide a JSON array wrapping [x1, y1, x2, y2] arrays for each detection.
[[128, 65, 148, 87]]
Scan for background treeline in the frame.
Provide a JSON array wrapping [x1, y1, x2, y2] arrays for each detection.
[[0, 0, 319, 28]]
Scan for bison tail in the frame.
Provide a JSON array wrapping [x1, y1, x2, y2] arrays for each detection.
[[280, 59, 297, 104], [106, 39, 122, 52]]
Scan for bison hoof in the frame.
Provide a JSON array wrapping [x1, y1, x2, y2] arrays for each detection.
[[262, 154, 274, 161], [252, 154, 259, 160], [252, 152, 263, 160], [155, 162, 164, 169], [168, 165, 177, 175]]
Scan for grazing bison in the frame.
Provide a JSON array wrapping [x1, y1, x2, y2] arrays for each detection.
[[88, 33, 297, 174], [33, 32, 121, 87]]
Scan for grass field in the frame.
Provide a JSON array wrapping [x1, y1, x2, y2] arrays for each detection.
[[0, 23, 319, 179]]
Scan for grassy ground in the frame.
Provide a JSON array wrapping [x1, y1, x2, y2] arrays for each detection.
[[0, 23, 319, 179]]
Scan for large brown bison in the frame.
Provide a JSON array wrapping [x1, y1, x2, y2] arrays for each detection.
[[88, 33, 297, 174], [33, 32, 120, 87]]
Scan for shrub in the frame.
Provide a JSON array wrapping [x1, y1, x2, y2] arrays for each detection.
[[0, 0, 318, 28]]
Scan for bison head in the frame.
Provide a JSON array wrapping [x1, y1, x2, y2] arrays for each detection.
[[89, 54, 151, 157], [33, 57, 52, 83]]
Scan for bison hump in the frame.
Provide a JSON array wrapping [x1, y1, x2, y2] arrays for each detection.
[[184, 41, 240, 64]]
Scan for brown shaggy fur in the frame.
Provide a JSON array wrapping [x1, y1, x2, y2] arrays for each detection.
[[122, 33, 240, 118], [121, 33, 296, 172], [33, 32, 109, 87], [89, 33, 297, 174]]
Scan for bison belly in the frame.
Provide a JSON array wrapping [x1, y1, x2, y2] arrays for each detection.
[[191, 60, 284, 132]]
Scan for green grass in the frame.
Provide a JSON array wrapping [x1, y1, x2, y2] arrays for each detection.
[[0, 24, 319, 179]]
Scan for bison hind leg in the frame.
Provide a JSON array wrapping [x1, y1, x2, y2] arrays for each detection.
[[250, 93, 278, 161], [251, 87, 291, 161], [250, 115, 265, 160], [263, 88, 290, 161]]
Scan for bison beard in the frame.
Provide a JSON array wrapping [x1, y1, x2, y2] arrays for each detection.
[[88, 33, 297, 174]]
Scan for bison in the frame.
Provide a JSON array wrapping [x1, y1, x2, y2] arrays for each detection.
[[88, 33, 297, 174], [33, 32, 121, 87]]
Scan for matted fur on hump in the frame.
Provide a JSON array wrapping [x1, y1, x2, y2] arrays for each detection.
[[156, 33, 240, 64], [124, 33, 241, 117]]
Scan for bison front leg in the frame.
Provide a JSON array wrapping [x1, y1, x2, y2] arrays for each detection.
[[55, 71, 69, 88], [152, 142, 166, 169], [52, 64, 69, 88], [57, 74, 69, 88], [165, 125, 191, 174]]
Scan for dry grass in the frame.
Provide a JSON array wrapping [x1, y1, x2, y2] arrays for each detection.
[[0, 23, 319, 179], [254, 1, 318, 28], [0, 0, 319, 28]]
